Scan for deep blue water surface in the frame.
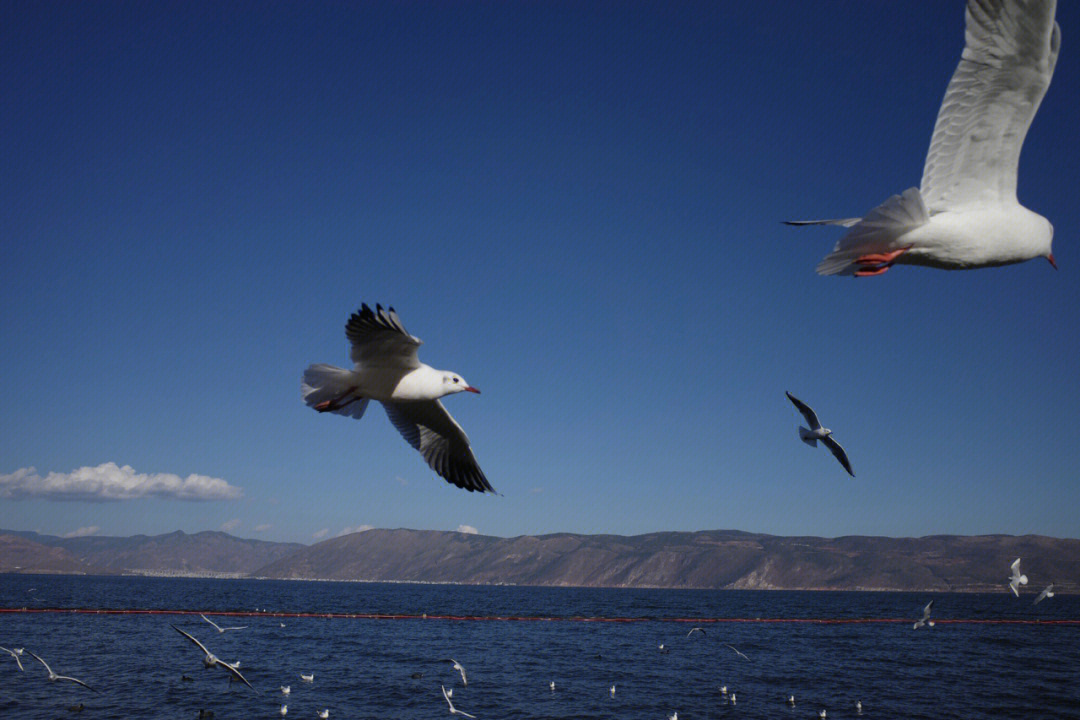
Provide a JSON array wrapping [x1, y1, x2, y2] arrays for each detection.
[[1, 575, 1078, 719]]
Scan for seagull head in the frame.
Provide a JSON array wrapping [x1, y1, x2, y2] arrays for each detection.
[[443, 373, 480, 395]]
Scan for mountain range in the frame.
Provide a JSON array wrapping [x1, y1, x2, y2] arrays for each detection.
[[1, 528, 1076, 592]]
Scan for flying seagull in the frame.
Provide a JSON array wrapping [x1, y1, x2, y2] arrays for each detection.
[[303, 304, 493, 493], [787, 0, 1060, 276], [24, 651, 97, 692], [0, 646, 24, 671], [686, 627, 706, 638], [170, 625, 255, 691], [1034, 583, 1055, 604], [200, 614, 248, 633], [786, 392, 854, 476], [1009, 558, 1029, 596], [913, 600, 935, 629], [442, 658, 468, 686], [441, 685, 476, 718], [726, 645, 750, 661]]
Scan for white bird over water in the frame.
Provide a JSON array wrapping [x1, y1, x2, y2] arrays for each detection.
[[199, 614, 247, 633], [318, 710, 329, 719], [279, 705, 287, 717], [24, 650, 97, 692], [442, 658, 468, 686], [788, 695, 796, 706], [441, 685, 476, 718], [0, 646, 24, 671], [786, 392, 854, 477], [686, 627, 706, 638], [300, 673, 314, 683], [549, 680, 555, 692], [1034, 583, 1055, 604], [913, 600, 936, 629], [726, 644, 751, 661], [170, 626, 254, 691], [610, 684, 616, 698], [303, 304, 493, 493], [281, 686, 290, 695], [787, 0, 1060, 276], [1009, 558, 1029, 596]]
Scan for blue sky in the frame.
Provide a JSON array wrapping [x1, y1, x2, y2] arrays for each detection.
[[2, 1, 1078, 545]]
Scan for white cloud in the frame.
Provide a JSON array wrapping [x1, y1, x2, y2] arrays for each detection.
[[0, 463, 243, 502], [253, 524, 272, 532], [63, 526, 100, 538], [338, 525, 374, 537], [220, 518, 242, 532], [456, 524, 479, 535], [312, 528, 329, 539]]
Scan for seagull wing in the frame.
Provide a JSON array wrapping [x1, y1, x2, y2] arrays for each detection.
[[686, 627, 705, 637], [384, 401, 493, 493], [785, 392, 821, 429], [220, 660, 256, 691], [25, 650, 53, 675], [821, 435, 855, 477], [200, 614, 224, 632], [346, 304, 422, 368], [56, 675, 98, 692], [221, 625, 248, 632], [726, 645, 750, 661], [921, 0, 1060, 210], [172, 625, 214, 660], [922, 600, 935, 620]]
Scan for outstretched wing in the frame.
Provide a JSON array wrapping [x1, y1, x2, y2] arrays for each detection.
[[785, 392, 820, 429], [921, 0, 1060, 210], [346, 304, 422, 368], [0, 647, 23, 671], [56, 675, 98, 692], [822, 435, 855, 477], [384, 402, 494, 493], [25, 650, 53, 675], [220, 661, 256, 691], [171, 624, 213, 658]]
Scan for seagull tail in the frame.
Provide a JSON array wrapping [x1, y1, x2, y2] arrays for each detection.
[[815, 187, 929, 276], [784, 217, 862, 227], [302, 364, 369, 420], [799, 427, 818, 447]]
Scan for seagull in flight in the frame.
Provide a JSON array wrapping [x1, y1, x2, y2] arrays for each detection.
[[442, 658, 468, 685], [787, 0, 1060, 276], [1034, 583, 1055, 604], [24, 651, 97, 692], [303, 304, 493, 493], [1, 646, 24, 671], [170, 625, 255, 691], [686, 627, 706, 638], [913, 600, 935, 629], [786, 392, 854, 477], [441, 685, 476, 718], [1009, 558, 1029, 596], [200, 614, 248, 633], [726, 644, 750, 661]]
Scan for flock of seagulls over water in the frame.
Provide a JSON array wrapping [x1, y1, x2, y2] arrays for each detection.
[[305, 0, 1063, 491]]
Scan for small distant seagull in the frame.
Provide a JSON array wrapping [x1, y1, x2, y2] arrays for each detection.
[[442, 659, 468, 686], [818, 710, 827, 719], [549, 680, 555, 692], [668, 713, 678, 720], [281, 686, 291, 695], [610, 684, 616, 698], [279, 623, 286, 628], [786, 392, 854, 477], [300, 673, 314, 683], [1034, 583, 1055, 605], [446, 688, 453, 699], [279, 705, 287, 717], [25, 651, 97, 692], [726, 644, 750, 661], [0, 646, 24, 671], [657, 643, 669, 654], [787, 695, 796, 706], [1009, 558, 1029, 597], [913, 600, 935, 630], [318, 710, 329, 719], [303, 303, 493, 493], [719, 685, 728, 695], [855, 700, 863, 714], [200, 614, 248, 633], [730, 693, 737, 705], [686, 627, 706, 638], [170, 625, 254, 691], [441, 685, 476, 718]]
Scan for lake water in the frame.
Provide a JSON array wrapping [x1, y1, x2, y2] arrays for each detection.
[[1, 574, 1077, 719]]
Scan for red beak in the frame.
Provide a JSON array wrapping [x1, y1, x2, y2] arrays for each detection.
[[465, 386, 481, 394], [1047, 253, 1058, 270]]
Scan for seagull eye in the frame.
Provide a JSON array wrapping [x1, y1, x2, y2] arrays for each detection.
[[453, 378, 459, 383]]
